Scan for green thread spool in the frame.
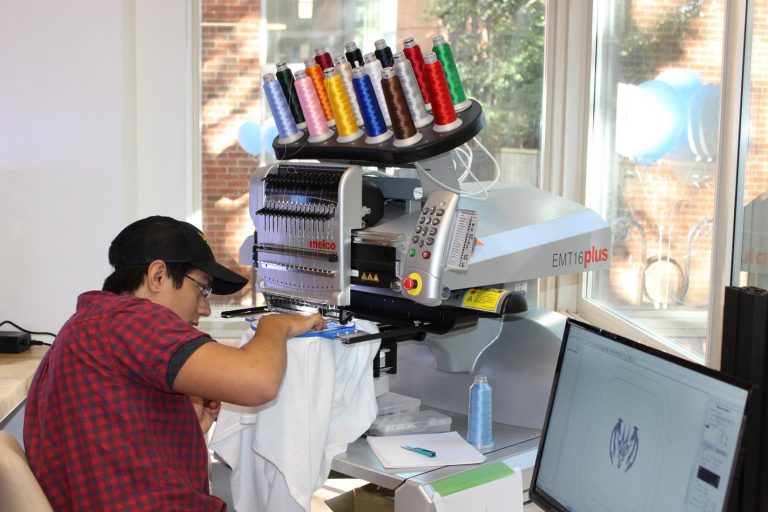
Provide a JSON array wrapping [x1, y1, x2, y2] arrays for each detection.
[[432, 36, 471, 112], [275, 62, 307, 129]]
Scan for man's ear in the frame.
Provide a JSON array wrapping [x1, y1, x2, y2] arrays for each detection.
[[145, 260, 168, 293]]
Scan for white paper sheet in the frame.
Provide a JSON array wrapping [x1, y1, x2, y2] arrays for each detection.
[[366, 431, 486, 469]]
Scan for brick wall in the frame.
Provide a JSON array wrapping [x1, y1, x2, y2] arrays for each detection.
[[201, 1, 261, 304]]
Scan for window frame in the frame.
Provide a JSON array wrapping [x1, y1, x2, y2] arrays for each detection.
[[543, 0, 752, 368]]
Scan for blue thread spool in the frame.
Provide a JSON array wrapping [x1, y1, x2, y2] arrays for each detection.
[[262, 73, 303, 145], [467, 374, 493, 449], [352, 66, 392, 145]]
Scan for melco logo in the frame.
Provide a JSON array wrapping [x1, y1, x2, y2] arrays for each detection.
[[309, 240, 337, 250]]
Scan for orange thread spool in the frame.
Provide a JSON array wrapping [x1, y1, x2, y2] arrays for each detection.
[[305, 58, 335, 127]]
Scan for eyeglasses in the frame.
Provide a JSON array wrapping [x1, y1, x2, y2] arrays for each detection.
[[185, 275, 213, 301]]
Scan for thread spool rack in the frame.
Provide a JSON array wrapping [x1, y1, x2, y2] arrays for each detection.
[[272, 99, 484, 165]]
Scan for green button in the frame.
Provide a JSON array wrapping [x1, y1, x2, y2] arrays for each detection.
[[409, 248, 416, 257]]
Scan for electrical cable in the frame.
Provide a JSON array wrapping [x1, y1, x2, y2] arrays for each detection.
[[0, 320, 56, 346], [413, 136, 500, 200], [0, 320, 57, 338], [473, 136, 501, 189]]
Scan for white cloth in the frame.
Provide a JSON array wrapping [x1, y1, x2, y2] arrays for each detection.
[[210, 319, 380, 512]]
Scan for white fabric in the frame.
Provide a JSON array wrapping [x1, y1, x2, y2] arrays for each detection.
[[210, 319, 380, 512]]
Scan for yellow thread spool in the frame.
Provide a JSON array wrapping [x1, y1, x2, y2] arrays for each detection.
[[324, 67, 363, 143]]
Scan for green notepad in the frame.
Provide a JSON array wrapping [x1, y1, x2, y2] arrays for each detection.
[[431, 462, 515, 497]]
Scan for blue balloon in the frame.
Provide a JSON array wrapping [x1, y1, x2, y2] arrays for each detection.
[[261, 120, 279, 158], [237, 122, 262, 156], [634, 80, 686, 165], [688, 84, 720, 160], [656, 69, 701, 103], [657, 69, 701, 161]]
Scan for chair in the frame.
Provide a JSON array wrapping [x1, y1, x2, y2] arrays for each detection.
[[0, 431, 53, 511]]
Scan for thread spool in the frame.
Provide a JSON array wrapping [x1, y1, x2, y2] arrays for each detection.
[[432, 35, 471, 112], [352, 66, 392, 145], [333, 54, 365, 127], [294, 70, 333, 143], [402, 37, 431, 110], [393, 52, 433, 128], [422, 52, 462, 133], [374, 39, 394, 68], [314, 47, 334, 70], [323, 67, 363, 143], [380, 67, 422, 148], [304, 58, 335, 127], [275, 62, 307, 130], [344, 41, 365, 68], [363, 52, 392, 127], [467, 374, 493, 449], [262, 73, 303, 144]]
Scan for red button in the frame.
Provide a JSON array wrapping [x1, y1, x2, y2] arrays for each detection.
[[422, 251, 431, 259], [403, 277, 417, 290]]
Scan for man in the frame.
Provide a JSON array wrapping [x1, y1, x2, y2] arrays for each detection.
[[24, 216, 325, 511]]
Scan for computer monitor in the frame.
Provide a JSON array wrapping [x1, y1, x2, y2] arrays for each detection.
[[530, 319, 750, 512]]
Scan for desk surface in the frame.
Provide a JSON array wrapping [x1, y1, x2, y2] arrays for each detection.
[[0, 346, 48, 422]]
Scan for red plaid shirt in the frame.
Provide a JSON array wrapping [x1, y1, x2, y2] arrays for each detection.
[[24, 291, 226, 511]]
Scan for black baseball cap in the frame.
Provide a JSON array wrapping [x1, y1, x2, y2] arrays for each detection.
[[108, 216, 248, 295]]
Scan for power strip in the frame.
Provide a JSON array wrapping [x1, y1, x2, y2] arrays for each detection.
[[0, 331, 31, 353]]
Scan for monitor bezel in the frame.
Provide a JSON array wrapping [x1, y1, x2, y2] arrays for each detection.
[[528, 317, 752, 512]]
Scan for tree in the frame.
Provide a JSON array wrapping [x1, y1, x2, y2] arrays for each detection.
[[617, 0, 702, 83], [427, 0, 545, 150], [426, 0, 701, 150]]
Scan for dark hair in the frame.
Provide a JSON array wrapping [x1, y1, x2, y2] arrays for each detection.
[[102, 262, 193, 295]]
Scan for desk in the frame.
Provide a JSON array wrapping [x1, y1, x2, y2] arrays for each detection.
[[0, 347, 48, 423], [329, 407, 542, 512]]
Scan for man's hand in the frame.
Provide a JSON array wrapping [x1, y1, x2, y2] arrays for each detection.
[[287, 312, 327, 338], [190, 396, 221, 433], [256, 312, 326, 339]]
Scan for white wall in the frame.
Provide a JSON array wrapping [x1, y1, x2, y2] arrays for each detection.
[[0, 0, 194, 333]]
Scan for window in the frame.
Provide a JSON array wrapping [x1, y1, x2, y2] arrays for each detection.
[[199, 0, 546, 313], [582, 0, 727, 362], [198, 0, 760, 362]]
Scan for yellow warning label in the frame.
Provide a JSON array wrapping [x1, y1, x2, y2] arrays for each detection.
[[461, 288, 505, 312], [360, 272, 380, 283]]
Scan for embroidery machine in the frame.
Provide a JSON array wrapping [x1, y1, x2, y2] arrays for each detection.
[[235, 100, 611, 510]]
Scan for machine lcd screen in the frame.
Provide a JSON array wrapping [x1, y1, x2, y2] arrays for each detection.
[[529, 319, 749, 512]]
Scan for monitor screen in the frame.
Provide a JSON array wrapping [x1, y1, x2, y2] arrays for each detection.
[[530, 319, 750, 512]]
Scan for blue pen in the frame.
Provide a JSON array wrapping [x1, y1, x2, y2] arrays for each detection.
[[401, 445, 436, 457]]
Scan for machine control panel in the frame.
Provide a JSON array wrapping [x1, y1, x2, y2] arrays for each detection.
[[402, 190, 476, 305]]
